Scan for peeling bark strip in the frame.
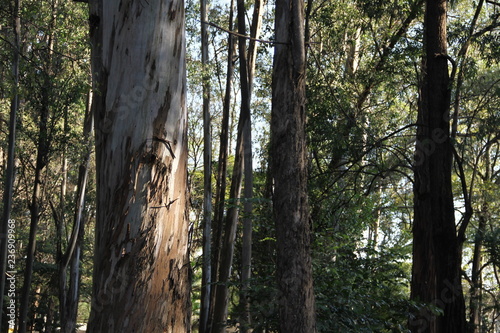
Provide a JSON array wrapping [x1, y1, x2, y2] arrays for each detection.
[[87, 0, 191, 332]]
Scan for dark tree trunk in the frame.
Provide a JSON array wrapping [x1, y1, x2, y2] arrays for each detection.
[[271, 0, 317, 332], [410, 1, 467, 332], [0, 0, 20, 328], [210, 0, 252, 325], [209, 1, 235, 329], [200, 0, 213, 331], [19, 77, 51, 333]]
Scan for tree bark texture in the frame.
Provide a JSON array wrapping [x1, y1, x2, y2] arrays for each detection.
[[271, 0, 317, 332], [87, 1, 191, 331], [410, 0, 467, 332]]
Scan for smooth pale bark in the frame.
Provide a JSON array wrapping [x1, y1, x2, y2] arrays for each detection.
[[0, 0, 20, 329], [247, 0, 264, 93], [59, 94, 93, 333], [271, 0, 317, 332], [469, 205, 486, 333], [410, 0, 467, 332], [211, 108, 246, 333], [200, 0, 213, 331], [87, 1, 191, 331], [238, 0, 254, 327]]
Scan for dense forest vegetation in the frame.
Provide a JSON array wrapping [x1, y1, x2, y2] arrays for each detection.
[[0, 0, 499, 332]]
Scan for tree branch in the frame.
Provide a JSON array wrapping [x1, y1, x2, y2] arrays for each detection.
[[203, 21, 288, 45]]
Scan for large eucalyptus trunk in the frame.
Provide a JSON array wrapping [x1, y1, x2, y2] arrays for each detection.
[[410, 0, 467, 332], [87, 1, 191, 331], [271, 0, 317, 332]]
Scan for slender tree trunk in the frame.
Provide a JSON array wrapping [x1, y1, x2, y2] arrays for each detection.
[[469, 206, 486, 333], [60, 93, 93, 333], [0, 0, 20, 327], [237, 0, 256, 328], [200, 0, 213, 330], [271, 0, 317, 332], [239, 1, 264, 331], [19, 1, 59, 329], [211, 109, 246, 333], [0, 1, 21, 331], [67, 219, 84, 331], [87, 1, 191, 331], [19, 71, 51, 333], [469, 144, 491, 333], [209, 2, 235, 330], [247, 0, 264, 94], [211, 0, 253, 324], [344, 26, 361, 77], [410, 1, 467, 332]]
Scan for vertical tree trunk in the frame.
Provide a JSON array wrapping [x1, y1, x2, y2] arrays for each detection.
[[200, 0, 213, 330], [211, 106, 246, 333], [60, 93, 93, 333], [247, 0, 264, 94], [410, 1, 467, 332], [237, 0, 255, 328], [211, 0, 252, 324], [271, 0, 317, 332], [19, 1, 59, 329], [210, 1, 235, 330], [87, 1, 191, 331], [469, 143, 491, 333], [469, 206, 485, 333], [0, 0, 20, 328], [19, 69, 51, 333], [239, 1, 264, 331]]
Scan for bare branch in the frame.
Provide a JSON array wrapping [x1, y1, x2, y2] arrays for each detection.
[[203, 21, 288, 45]]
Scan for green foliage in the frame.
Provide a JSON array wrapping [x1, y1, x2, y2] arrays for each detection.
[[314, 247, 413, 332]]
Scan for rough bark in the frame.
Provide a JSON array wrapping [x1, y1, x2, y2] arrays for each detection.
[[87, 1, 191, 331], [410, 0, 467, 332], [271, 0, 317, 332]]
